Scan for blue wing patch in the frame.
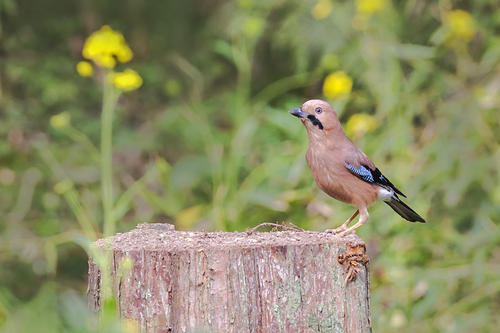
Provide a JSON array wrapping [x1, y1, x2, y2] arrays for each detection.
[[344, 162, 406, 198], [345, 163, 374, 183]]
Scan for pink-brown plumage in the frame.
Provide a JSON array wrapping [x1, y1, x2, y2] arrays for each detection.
[[289, 99, 425, 236], [306, 146, 379, 208]]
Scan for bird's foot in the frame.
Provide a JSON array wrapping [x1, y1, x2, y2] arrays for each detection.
[[325, 226, 358, 237], [325, 226, 347, 235], [337, 229, 356, 237]]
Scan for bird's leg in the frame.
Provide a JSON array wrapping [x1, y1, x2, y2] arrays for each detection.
[[325, 209, 359, 234], [338, 207, 369, 237]]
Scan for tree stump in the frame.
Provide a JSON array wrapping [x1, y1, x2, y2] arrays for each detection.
[[88, 223, 371, 333]]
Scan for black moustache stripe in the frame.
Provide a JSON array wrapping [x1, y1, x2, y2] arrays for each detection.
[[307, 114, 324, 130]]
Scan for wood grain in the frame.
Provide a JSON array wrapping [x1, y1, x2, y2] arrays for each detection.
[[88, 223, 371, 333]]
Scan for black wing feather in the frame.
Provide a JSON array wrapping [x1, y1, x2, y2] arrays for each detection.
[[345, 162, 406, 198]]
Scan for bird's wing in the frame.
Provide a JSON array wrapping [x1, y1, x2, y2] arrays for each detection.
[[344, 163, 406, 197], [344, 146, 406, 197]]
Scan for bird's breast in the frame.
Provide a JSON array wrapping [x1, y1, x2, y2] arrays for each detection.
[[306, 148, 353, 204], [305, 147, 379, 206]]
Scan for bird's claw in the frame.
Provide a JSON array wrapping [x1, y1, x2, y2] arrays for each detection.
[[337, 229, 355, 237], [325, 227, 357, 237], [325, 226, 348, 235]]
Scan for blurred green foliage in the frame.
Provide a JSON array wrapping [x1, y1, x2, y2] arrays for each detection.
[[1, 0, 500, 332]]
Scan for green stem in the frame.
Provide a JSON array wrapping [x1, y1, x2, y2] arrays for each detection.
[[101, 78, 119, 236], [64, 189, 97, 240], [65, 126, 100, 162]]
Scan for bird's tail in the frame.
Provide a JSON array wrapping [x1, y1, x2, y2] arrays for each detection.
[[385, 195, 426, 223]]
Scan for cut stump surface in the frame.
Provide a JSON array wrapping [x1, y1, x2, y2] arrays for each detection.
[[88, 223, 371, 333]]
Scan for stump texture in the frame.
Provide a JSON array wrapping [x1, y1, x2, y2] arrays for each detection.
[[88, 223, 371, 333]]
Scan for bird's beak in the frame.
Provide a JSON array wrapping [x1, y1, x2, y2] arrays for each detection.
[[289, 108, 308, 119]]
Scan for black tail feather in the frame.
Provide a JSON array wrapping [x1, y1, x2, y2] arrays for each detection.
[[385, 196, 426, 223]]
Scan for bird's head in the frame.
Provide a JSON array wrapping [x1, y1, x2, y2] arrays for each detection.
[[289, 99, 341, 133]]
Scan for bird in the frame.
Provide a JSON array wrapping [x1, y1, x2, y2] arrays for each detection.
[[289, 99, 425, 236]]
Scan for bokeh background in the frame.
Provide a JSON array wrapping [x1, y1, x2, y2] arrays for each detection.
[[1, 0, 500, 332]]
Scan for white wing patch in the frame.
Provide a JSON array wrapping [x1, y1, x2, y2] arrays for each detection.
[[378, 187, 394, 202]]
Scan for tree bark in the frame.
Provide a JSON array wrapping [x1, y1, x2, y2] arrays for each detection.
[[88, 223, 371, 333]]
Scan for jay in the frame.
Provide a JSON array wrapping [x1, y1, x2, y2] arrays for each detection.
[[289, 99, 425, 236]]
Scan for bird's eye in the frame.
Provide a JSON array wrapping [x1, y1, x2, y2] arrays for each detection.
[[315, 107, 322, 114]]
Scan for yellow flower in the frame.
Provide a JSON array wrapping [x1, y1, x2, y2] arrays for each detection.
[[98, 54, 117, 68], [323, 71, 353, 99], [82, 25, 133, 68], [50, 112, 71, 129], [356, 0, 385, 14], [346, 114, 377, 138], [444, 10, 476, 42], [312, 0, 333, 20], [109, 68, 143, 91], [76, 61, 94, 77]]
